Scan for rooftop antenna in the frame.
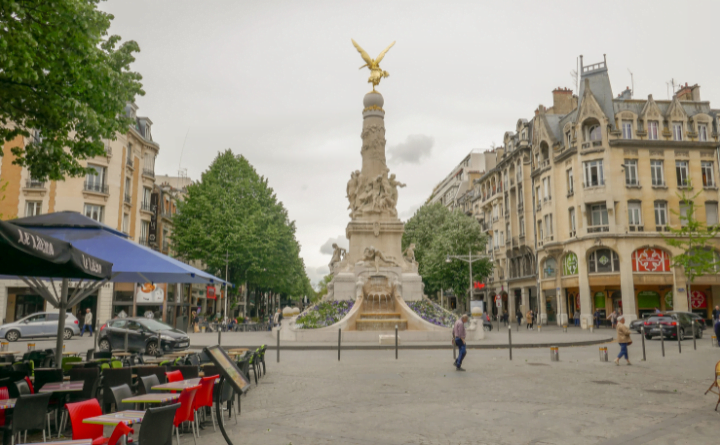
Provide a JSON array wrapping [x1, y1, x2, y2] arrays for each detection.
[[178, 129, 189, 174], [666, 78, 677, 99], [627, 69, 634, 96]]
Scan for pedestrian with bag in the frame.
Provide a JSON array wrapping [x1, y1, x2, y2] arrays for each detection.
[[614, 315, 632, 365], [452, 314, 468, 371], [525, 310, 533, 330]]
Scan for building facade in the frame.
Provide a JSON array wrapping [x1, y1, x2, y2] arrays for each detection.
[[0, 104, 200, 331], [427, 150, 497, 209], [439, 56, 720, 327]]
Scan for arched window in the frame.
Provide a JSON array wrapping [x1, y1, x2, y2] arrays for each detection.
[[583, 119, 602, 142], [562, 252, 578, 276], [543, 258, 557, 278], [588, 249, 620, 273], [631, 248, 671, 272]]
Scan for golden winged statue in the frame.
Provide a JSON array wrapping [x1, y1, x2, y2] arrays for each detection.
[[351, 39, 395, 90]]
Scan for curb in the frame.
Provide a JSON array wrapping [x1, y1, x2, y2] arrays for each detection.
[[189, 337, 614, 351]]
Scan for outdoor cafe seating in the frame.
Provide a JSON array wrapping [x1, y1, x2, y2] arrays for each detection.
[[0, 348, 262, 444]]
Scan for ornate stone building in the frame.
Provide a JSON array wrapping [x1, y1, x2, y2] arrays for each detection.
[[451, 56, 720, 327]]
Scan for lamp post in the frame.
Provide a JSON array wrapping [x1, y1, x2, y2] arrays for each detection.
[[446, 249, 493, 313], [244, 266, 250, 320]]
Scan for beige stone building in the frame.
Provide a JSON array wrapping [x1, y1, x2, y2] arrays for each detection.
[[446, 56, 720, 327], [427, 150, 496, 209], [0, 104, 192, 329]]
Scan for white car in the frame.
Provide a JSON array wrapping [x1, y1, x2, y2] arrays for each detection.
[[0, 312, 81, 341]]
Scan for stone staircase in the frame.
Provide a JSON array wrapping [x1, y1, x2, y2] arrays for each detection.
[[356, 312, 407, 331]]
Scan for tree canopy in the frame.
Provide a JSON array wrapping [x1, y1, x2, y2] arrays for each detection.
[[0, 0, 144, 181], [402, 202, 491, 309], [172, 150, 312, 301]]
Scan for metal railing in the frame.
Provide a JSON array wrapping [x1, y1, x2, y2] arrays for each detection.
[[25, 180, 44, 189], [140, 201, 151, 212], [83, 182, 109, 194], [628, 225, 644, 232], [587, 225, 609, 233], [142, 168, 155, 178]]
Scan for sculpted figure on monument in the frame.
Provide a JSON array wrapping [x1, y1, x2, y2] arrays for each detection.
[[388, 174, 406, 207], [363, 245, 398, 273], [402, 243, 417, 265], [328, 243, 347, 272], [346, 170, 361, 216]]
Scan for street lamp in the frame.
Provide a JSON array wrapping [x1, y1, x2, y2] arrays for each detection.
[[446, 249, 493, 313]]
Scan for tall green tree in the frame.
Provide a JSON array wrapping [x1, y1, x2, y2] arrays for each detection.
[[663, 183, 720, 310], [0, 0, 144, 181], [172, 150, 311, 307], [403, 202, 491, 309]]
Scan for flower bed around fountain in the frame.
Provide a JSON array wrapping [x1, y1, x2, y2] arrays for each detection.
[[295, 300, 354, 329], [406, 300, 457, 328]]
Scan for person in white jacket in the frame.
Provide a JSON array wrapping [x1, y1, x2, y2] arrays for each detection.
[[81, 308, 93, 336]]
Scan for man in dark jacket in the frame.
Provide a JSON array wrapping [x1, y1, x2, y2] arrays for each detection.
[[714, 319, 720, 347], [713, 305, 720, 323]]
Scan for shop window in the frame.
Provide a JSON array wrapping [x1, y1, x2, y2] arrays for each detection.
[[588, 249, 620, 273], [543, 258, 557, 278]]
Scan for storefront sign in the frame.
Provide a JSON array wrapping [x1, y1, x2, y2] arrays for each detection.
[[637, 290, 660, 308], [149, 192, 159, 245], [207, 286, 217, 300], [593, 291, 605, 308], [690, 290, 707, 309], [632, 248, 670, 272], [562, 253, 578, 276], [136, 283, 164, 304]]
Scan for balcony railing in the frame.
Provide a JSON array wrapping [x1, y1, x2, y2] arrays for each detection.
[[142, 168, 155, 178], [538, 159, 550, 169], [655, 225, 670, 232], [569, 230, 576, 238], [140, 201, 151, 212], [628, 224, 644, 232], [84, 182, 109, 194], [587, 225, 609, 233], [25, 180, 45, 189]]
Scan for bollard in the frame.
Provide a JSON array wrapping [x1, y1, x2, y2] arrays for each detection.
[[563, 325, 567, 333], [276, 326, 280, 363], [660, 329, 665, 357], [590, 326, 594, 333], [508, 325, 513, 361], [692, 321, 696, 351], [453, 337, 457, 360], [395, 325, 398, 360], [599, 346, 608, 362], [338, 328, 341, 361], [550, 346, 559, 361], [538, 324, 542, 333], [641, 326, 646, 361], [676, 323, 682, 354]]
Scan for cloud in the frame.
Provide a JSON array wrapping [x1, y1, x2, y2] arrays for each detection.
[[387, 134, 434, 164], [319, 235, 349, 255]]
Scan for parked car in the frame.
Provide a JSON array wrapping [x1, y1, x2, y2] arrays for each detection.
[[666, 311, 706, 336], [0, 312, 80, 342], [630, 314, 653, 333], [98, 317, 190, 355], [643, 312, 703, 341]]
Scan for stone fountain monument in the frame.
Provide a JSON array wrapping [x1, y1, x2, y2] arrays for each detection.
[[282, 40, 465, 342]]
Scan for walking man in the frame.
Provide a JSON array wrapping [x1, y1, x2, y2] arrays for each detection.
[[452, 314, 468, 371], [712, 305, 720, 322], [81, 308, 93, 337]]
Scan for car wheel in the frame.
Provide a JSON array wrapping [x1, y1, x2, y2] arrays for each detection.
[[644, 334, 652, 340], [99, 339, 111, 351], [63, 328, 73, 340], [5, 330, 20, 342], [679, 328, 685, 341], [146, 341, 160, 356]]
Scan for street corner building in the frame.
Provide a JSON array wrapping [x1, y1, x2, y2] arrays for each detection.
[[429, 55, 720, 327], [0, 103, 228, 329]]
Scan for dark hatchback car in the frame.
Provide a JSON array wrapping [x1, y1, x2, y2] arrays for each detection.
[[643, 312, 704, 341], [98, 317, 190, 355]]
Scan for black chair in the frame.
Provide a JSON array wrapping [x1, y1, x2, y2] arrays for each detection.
[[135, 366, 167, 386], [213, 378, 238, 425], [33, 368, 63, 392], [139, 375, 161, 395], [185, 354, 200, 367], [138, 403, 180, 445], [101, 368, 132, 412], [0, 392, 52, 445], [67, 367, 100, 402], [86, 349, 95, 361], [94, 351, 112, 360], [197, 351, 212, 364], [167, 365, 198, 379], [108, 384, 134, 412], [13, 379, 30, 396]]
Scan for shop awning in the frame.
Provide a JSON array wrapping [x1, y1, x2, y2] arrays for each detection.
[[10, 211, 231, 286]]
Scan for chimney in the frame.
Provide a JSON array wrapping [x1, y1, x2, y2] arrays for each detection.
[[676, 82, 701, 101], [551, 87, 574, 115], [617, 86, 632, 100]]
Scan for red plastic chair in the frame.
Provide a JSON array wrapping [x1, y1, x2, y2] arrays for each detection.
[[23, 377, 34, 394], [65, 399, 110, 444], [0, 386, 8, 427], [173, 385, 200, 445], [166, 370, 183, 383], [192, 375, 218, 434], [108, 421, 134, 445]]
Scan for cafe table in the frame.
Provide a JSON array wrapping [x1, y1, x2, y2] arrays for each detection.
[[0, 351, 19, 355], [38, 381, 84, 393], [62, 351, 81, 357], [122, 393, 180, 409], [152, 378, 201, 391], [111, 352, 134, 357], [163, 351, 189, 358], [0, 398, 16, 409], [83, 410, 145, 426]]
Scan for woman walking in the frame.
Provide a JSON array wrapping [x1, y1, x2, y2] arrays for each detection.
[[615, 315, 632, 365], [525, 310, 534, 330]]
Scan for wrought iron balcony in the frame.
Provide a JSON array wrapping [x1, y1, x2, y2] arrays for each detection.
[[83, 182, 109, 194]]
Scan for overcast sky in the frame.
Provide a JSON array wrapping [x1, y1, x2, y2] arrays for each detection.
[[100, 0, 720, 287]]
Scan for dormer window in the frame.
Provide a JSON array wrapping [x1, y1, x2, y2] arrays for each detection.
[[672, 122, 683, 141], [587, 125, 601, 141], [144, 124, 151, 140]]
